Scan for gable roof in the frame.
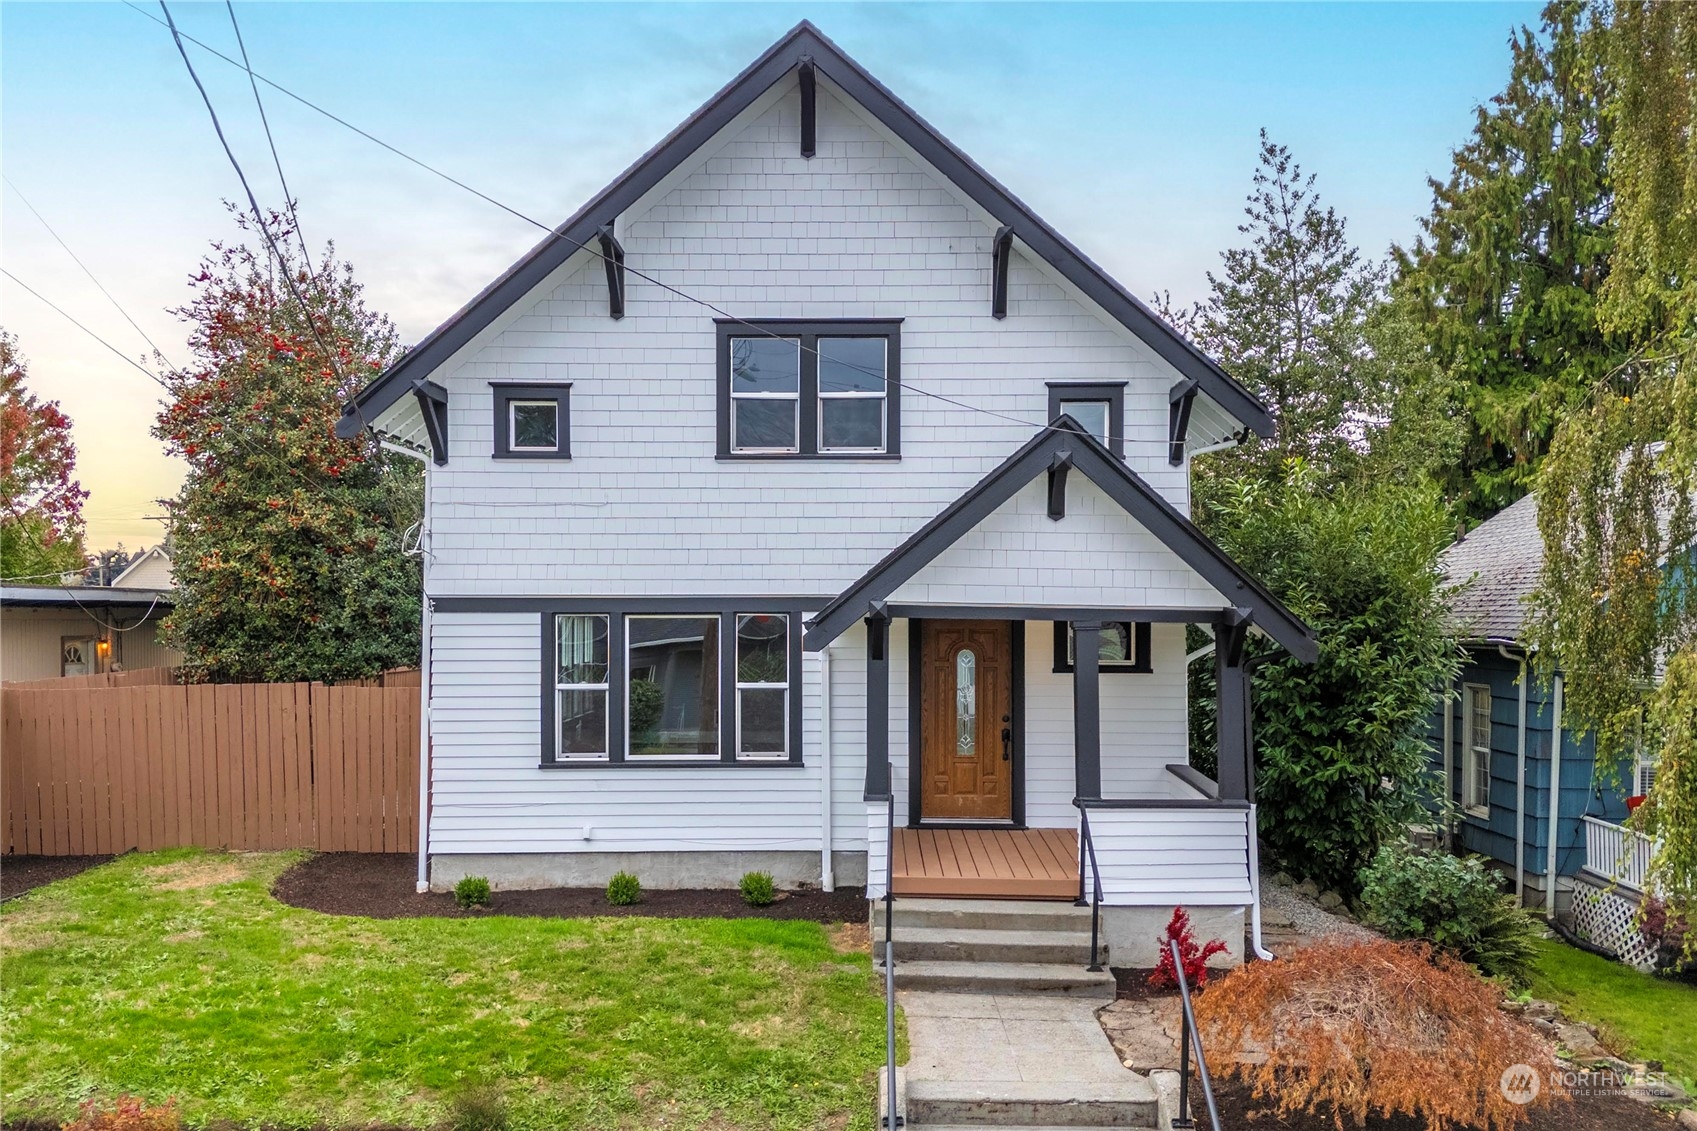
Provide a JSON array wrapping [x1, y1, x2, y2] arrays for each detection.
[[111, 545, 173, 590], [1441, 493, 1542, 641], [337, 20, 1272, 441], [802, 418, 1317, 661]]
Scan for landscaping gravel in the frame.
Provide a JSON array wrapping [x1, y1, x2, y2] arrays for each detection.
[[1259, 871, 1378, 943]]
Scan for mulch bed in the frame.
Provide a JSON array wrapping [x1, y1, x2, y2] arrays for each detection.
[[1, 855, 113, 900], [272, 852, 870, 923], [1112, 966, 1170, 1000], [1196, 1073, 1682, 1130]]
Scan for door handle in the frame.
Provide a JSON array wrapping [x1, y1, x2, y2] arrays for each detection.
[[1001, 726, 1012, 761]]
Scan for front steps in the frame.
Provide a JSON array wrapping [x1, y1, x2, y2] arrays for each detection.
[[873, 898, 1163, 1129]]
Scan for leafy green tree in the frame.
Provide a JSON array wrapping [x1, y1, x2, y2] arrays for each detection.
[[1529, 0, 1696, 939], [155, 209, 420, 683], [0, 330, 87, 581], [1396, 0, 1620, 516], [1197, 466, 1461, 894]]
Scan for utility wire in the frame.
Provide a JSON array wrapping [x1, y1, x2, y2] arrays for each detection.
[[3, 176, 177, 369], [2, 268, 168, 393], [222, 0, 313, 277]]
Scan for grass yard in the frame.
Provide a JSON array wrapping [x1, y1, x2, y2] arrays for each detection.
[[0, 849, 891, 1130], [1528, 937, 1697, 1086]]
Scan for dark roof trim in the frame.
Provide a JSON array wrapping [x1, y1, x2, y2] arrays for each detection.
[[1, 585, 174, 609], [801, 417, 1316, 661], [338, 21, 1272, 440]]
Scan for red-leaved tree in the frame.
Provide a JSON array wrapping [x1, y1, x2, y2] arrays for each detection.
[[0, 330, 88, 580]]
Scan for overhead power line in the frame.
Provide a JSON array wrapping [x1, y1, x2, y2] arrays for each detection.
[[222, 0, 314, 277], [1, 268, 169, 392]]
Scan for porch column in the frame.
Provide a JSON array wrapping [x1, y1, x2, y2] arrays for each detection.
[[1073, 620, 1103, 801], [1216, 616, 1252, 801], [862, 610, 892, 801]]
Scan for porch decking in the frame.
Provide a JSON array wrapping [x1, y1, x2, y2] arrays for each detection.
[[891, 827, 1079, 899]]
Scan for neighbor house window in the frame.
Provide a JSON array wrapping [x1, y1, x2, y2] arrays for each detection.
[[735, 614, 789, 758], [491, 383, 570, 459], [554, 615, 609, 759], [1053, 621, 1152, 674], [1047, 381, 1127, 458], [627, 616, 720, 757], [717, 320, 902, 458], [1463, 683, 1492, 814]]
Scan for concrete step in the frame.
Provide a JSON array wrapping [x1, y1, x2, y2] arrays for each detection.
[[886, 926, 1102, 965], [892, 960, 1117, 997], [872, 897, 1091, 934], [905, 1078, 1160, 1128]]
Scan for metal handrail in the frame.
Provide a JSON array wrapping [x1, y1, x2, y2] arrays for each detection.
[[882, 765, 901, 1129], [1075, 802, 1104, 972], [1170, 936, 1223, 1131]]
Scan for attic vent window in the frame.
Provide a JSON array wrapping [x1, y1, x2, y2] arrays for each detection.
[[717, 319, 902, 460]]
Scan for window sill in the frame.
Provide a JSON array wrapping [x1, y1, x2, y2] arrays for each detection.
[[716, 452, 901, 462], [538, 759, 807, 770], [493, 451, 571, 460], [1462, 805, 1490, 820]]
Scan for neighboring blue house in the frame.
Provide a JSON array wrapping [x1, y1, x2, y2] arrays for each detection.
[[1429, 493, 1658, 961]]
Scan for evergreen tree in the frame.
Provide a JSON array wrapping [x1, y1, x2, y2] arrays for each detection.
[[1396, 0, 1619, 516], [155, 208, 420, 683]]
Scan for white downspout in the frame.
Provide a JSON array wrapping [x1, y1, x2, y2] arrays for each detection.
[[1546, 673, 1564, 922], [1499, 643, 1528, 906], [1247, 803, 1273, 960], [819, 644, 835, 892], [383, 440, 433, 895], [1441, 676, 1453, 849]]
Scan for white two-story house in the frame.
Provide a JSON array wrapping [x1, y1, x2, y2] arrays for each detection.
[[338, 22, 1316, 962]]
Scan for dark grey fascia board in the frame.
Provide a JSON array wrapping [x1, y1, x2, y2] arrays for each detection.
[[1164, 763, 1220, 799], [801, 417, 1316, 661], [337, 21, 1272, 441]]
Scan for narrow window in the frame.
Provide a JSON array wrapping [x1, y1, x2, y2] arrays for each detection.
[[736, 614, 789, 758], [729, 337, 801, 452], [627, 615, 720, 757], [818, 337, 887, 452], [509, 400, 559, 451], [955, 649, 977, 756], [1463, 684, 1492, 813], [555, 615, 609, 759]]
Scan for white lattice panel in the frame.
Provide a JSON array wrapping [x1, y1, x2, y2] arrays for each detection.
[[1569, 876, 1658, 970]]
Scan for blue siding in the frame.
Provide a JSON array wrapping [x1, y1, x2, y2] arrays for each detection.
[[1426, 646, 1632, 883]]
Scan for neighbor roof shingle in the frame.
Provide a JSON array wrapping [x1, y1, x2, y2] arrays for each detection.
[[1440, 492, 1543, 641]]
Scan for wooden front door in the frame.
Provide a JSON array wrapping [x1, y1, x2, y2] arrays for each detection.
[[919, 620, 1014, 821]]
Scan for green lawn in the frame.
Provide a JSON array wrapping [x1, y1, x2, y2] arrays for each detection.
[[0, 849, 889, 1130], [1528, 937, 1697, 1085]]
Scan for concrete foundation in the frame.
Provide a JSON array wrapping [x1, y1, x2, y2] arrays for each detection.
[[429, 849, 869, 892], [1101, 904, 1246, 968]]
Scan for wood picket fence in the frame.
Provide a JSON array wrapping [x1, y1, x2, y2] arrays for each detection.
[[2, 678, 419, 856]]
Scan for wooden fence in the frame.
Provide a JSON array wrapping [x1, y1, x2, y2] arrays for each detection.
[[2, 679, 419, 856], [4, 667, 422, 691]]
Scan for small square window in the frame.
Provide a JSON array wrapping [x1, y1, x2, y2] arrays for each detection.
[[491, 383, 569, 459], [1046, 382, 1126, 458]]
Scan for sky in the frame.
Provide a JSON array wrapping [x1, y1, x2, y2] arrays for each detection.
[[2, 0, 1541, 552]]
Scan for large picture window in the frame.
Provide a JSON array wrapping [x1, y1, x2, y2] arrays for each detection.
[[717, 320, 902, 459], [554, 615, 609, 758], [627, 616, 720, 757]]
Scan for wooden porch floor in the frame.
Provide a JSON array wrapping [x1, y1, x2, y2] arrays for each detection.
[[891, 827, 1079, 899]]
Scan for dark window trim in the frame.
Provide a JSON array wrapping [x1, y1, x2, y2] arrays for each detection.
[[1053, 620, 1153, 674], [491, 382, 571, 460], [539, 600, 806, 767], [1047, 381, 1126, 459], [907, 619, 1026, 828], [716, 319, 903, 460]]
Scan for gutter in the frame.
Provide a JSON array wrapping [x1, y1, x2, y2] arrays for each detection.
[[1497, 642, 1529, 906], [1547, 673, 1564, 922]]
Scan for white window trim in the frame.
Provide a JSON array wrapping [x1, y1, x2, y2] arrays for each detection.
[[817, 338, 889, 454], [1463, 683, 1492, 816], [509, 399, 561, 453], [734, 612, 790, 760], [729, 337, 802, 453], [1634, 755, 1658, 797], [625, 614, 721, 759], [554, 614, 609, 761]]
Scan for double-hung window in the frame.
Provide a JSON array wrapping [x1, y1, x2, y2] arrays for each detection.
[[1462, 683, 1492, 814], [542, 607, 801, 765], [718, 320, 901, 458]]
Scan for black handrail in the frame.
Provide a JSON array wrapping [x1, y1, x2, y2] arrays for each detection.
[[1170, 936, 1223, 1131], [881, 765, 901, 1129], [1075, 803, 1104, 972]]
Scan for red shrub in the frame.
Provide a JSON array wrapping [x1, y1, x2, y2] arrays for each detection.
[[1148, 905, 1228, 991], [62, 1096, 179, 1131]]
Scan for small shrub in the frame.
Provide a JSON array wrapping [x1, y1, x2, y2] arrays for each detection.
[[63, 1096, 180, 1131], [1195, 938, 1565, 1130], [1639, 897, 1697, 982], [1148, 906, 1228, 991], [447, 1084, 507, 1131], [1358, 842, 1540, 982], [606, 871, 641, 905], [453, 875, 491, 909], [739, 870, 776, 906]]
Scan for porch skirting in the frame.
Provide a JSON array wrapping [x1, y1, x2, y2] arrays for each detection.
[[429, 850, 869, 892]]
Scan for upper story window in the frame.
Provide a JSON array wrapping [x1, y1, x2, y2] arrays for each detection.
[[716, 320, 902, 459], [492, 382, 570, 459], [1047, 381, 1126, 459]]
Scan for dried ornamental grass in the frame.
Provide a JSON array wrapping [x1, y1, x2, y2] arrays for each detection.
[[1194, 939, 1565, 1130]]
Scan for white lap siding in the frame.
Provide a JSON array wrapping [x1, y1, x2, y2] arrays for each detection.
[[1087, 807, 1253, 906]]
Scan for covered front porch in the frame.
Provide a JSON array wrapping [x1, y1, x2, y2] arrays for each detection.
[[892, 826, 1079, 898]]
